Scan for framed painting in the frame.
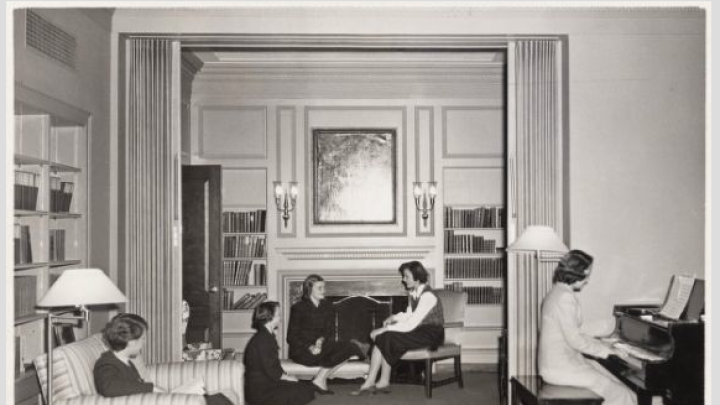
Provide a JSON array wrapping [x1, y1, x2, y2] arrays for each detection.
[[312, 128, 397, 225]]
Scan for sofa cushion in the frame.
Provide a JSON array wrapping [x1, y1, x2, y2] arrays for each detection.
[[281, 358, 369, 380], [34, 333, 108, 401]]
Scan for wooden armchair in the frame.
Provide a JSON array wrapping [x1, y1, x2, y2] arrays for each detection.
[[33, 334, 244, 405], [397, 289, 467, 398]]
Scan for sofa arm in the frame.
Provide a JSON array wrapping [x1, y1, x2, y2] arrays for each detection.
[[146, 360, 244, 405], [58, 393, 205, 405]]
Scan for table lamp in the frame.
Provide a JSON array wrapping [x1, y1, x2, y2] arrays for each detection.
[[36, 268, 127, 405]]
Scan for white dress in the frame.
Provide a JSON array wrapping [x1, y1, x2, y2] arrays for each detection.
[[538, 283, 636, 405]]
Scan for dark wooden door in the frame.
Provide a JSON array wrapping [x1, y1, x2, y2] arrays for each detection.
[[182, 165, 222, 348]]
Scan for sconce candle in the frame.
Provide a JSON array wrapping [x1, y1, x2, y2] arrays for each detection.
[[413, 181, 438, 226], [273, 181, 299, 228]]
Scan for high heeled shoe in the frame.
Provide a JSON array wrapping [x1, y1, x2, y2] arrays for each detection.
[[349, 386, 376, 396], [310, 382, 334, 395]]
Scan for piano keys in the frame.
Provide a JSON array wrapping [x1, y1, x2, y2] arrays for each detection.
[[596, 304, 704, 405]]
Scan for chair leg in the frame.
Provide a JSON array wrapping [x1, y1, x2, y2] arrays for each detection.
[[425, 359, 433, 398], [454, 355, 464, 388]]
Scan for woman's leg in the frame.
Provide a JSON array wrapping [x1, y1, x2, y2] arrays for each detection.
[[312, 359, 349, 390], [375, 354, 392, 389], [359, 346, 384, 390]]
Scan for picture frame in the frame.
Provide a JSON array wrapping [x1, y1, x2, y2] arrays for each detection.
[[312, 128, 397, 225]]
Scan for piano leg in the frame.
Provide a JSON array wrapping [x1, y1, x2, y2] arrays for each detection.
[[638, 392, 653, 405]]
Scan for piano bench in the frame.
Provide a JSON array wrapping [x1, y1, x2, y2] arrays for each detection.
[[511, 376, 604, 405]]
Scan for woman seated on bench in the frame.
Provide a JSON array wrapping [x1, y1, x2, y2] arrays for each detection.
[[539, 250, 636, 405], [287, 274, 370, 395]]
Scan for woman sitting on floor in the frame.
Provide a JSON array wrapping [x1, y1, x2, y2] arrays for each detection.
[[244, 301, 316, 405]]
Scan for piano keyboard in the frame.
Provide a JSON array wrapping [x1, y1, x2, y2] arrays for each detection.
[[613, 342, 665, 362]]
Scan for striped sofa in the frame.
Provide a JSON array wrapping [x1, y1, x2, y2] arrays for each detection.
[[33, 334, 244, 405]]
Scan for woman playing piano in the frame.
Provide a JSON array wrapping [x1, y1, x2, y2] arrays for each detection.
[[539, 249, 637, 405]]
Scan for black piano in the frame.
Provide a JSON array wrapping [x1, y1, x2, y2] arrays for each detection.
[[596, 304, 704, 405]]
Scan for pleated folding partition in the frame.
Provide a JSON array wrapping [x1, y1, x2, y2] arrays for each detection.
[[125, 38, 183, 363], [506, 39, 565, 382]]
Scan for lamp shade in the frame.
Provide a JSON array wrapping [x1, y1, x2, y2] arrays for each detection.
[[37, 268, 127, 308], [507, 225, 569, 253]]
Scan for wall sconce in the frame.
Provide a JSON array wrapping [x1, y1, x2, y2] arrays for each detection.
[[273, 181, 298, 228], [413, 181, 438, 226]]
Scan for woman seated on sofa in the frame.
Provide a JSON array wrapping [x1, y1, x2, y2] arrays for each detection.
[[93, 313, 232, 405], [244, 301, 315, 405]]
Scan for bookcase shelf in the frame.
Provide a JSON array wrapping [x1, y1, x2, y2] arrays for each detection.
[[49, 260, 82, 268], [15, 262, 49, 271], [443, 204, 506, 308], [15, 210, 49, 217], [14, 100, 88, 380], [221, 209, 268, 333]]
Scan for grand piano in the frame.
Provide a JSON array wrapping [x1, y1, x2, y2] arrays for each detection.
[[596, 304, 704, 405]]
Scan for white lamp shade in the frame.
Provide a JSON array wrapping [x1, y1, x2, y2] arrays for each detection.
[[37, 268, 127, 308], [507, 225, 569, 253]]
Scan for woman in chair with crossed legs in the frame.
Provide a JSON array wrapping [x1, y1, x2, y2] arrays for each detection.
[[351, 261, 444, 396]]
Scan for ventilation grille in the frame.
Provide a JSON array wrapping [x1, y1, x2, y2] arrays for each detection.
[[25, 10, 77, 69]]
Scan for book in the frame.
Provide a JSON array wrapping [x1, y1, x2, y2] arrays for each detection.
[[658, 275, 704, 320]]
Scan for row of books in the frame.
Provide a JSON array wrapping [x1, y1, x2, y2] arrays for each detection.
[[50, 177, 74, 213], [224, 235, 266, 258], [444, 257, 506, 279], [14, 276, 37, 318], [223, 261, 267, 286], [444, 283, 504, 305], [223, 291, 267, 310], [49, 229, 66, 262], [15, 170, 39, 211], [223, 210, 267, 233], [14, 224, 33, 264], [444, 206, 505, 229], [444, 230, 499, 254]]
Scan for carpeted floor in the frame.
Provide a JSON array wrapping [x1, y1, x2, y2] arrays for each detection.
[[312, 371, 500, 405]]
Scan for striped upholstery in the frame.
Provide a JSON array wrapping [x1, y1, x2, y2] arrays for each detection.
[[33, 334, 244, 405]]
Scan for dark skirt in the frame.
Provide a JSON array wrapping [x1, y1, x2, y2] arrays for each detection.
[[244, 380, 315, 405], [204, 393, 233, 405], [375, 324, 445, 366], [289, 340, 362, 368]]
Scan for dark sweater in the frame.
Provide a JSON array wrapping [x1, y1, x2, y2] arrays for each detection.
[[93, 351, 154, 397], [286, 298, 334, 357]]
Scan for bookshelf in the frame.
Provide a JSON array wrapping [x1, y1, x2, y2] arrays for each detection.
[[221, 209, 268, 352], [443, 205, 506, 306], [14, 105, 88, 385]]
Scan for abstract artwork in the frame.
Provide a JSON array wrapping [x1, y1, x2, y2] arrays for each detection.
[[312, 128, 396, 224]]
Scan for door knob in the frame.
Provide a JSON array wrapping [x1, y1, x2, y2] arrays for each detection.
[[210, 286, 219, 293]]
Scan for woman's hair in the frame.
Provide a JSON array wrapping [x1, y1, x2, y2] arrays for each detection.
[[252, 301, 280, 330], [553, 249, 594, 284], [398, 261, 429, 284], [102, 313, 148, 351], [301, 274, 324, 300]]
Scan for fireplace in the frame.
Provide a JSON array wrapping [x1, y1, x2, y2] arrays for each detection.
[[277, 268, 427, 357]]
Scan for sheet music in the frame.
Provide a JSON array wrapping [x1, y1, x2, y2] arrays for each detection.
[[658, 275, 695, 320]]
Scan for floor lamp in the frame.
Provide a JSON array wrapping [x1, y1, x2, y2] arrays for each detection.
[[36, 268, 127, 405], [505, 226, 568, 400]]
